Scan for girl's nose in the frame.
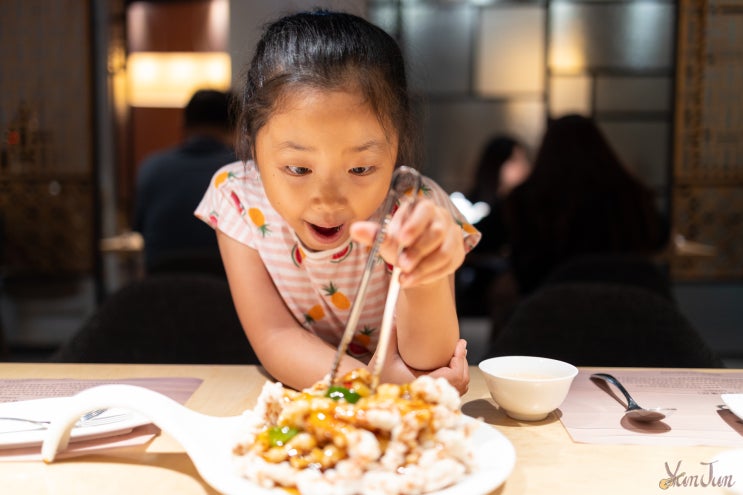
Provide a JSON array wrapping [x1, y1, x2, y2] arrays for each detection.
[[313, 173, 347, 209]]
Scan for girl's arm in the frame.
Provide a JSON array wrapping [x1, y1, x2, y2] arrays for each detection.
[[396, 274, 460, 369], [219, 224, 468, 392], [217, 230, 366, 390]]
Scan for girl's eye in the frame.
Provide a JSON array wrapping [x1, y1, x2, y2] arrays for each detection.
[[285, 166, 311, 176], [349, 166, 375, 176]]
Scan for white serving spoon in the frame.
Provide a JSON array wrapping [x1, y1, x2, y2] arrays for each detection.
[[41, 384, 260, 495]]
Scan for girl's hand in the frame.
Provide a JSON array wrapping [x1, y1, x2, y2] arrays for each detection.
[[424, 339, 470, 395], [351, 199, 466, 287], [371, 332, 470, 395]]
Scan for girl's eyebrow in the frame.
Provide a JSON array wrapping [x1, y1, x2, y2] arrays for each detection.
[[276, 140, 386, 153], [353, 140, 385, 152], [276, 140, 312, 151]]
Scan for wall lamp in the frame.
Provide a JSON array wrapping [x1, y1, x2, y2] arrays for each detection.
[[126, 51, 231, 108]]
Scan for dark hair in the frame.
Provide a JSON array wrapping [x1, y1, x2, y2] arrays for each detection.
[[236, 10, 418, 166], [468, 135, 520, 204], [528, 114, 637, 191], [184, 89, 233, 131], [504, 114, 666, 294]]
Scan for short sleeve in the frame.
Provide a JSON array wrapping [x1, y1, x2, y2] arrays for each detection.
[[421, 177, 482, 253], [194, 161, 259, 249]]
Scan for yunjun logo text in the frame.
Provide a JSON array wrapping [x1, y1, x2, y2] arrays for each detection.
[[659, 460, 736, 489]]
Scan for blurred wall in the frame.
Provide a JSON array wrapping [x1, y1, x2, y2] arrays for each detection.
[[228, 0, 367, 89]]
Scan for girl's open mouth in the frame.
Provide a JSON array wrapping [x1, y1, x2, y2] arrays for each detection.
[[310, 224, 342, 237], [307, 223, 345, 245]]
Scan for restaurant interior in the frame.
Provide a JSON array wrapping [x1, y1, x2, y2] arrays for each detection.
[[0, 0, 741, 368]]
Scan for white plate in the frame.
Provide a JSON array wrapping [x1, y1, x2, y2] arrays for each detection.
[[41, 384, 516, 495], [711, 448, 743, 495], [222, 418, 515, 495], [0, 397, 150, 450], [409, 419, 516, 495], [721, 393, 743, 422]]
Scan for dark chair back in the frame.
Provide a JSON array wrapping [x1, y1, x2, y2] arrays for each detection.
[[146, 250, 226, 279], [543, 253, 672, 300], [53, 274, 259, 364], [486, 282, 724, 368]]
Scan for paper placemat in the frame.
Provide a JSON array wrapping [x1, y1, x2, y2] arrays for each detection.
[[559, 370, 743, 446], [0, 377, 203, 460]]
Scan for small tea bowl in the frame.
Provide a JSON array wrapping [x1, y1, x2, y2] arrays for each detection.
[[478, 356, 578, 421]]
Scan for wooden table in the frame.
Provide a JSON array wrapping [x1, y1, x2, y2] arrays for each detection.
[[0, 363, 737, 494]]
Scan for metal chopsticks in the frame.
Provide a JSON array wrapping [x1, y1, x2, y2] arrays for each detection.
[[327, 166, 422, 389]]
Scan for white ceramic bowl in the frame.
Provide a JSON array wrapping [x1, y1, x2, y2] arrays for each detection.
[[478, 356, 578, 421]]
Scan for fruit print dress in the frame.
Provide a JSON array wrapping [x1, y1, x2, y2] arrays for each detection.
[[195, 161, 481, 360]]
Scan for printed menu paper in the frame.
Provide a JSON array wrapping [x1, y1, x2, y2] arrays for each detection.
[[559, 369, 743, 446], [0, 377, 203, 460]]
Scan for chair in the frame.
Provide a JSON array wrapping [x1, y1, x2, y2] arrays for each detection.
[[542, 253, 673, 300], [146, 250, 227, 279], [52, 273, 259, 364], [486, 282, 724, 368]]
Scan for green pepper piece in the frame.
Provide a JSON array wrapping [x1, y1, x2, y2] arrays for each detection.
[[326, 385, 361, 404], [268, 425, 299, 447]]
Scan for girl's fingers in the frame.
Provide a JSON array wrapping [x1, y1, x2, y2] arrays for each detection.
[[400, 219, 465, 286], [394, 202, 445, 261], [393, 201, 429, 247], [428, 339, 470, 395], [351, 220, 405, 265], [351, 200, 466, 285], [349, 221, 380, 246]]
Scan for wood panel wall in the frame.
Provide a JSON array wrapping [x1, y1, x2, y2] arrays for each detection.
[[673, 0, 743, 280], [0, 0, 95, 276]]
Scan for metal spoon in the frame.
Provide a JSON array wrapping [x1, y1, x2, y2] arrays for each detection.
[[0, 408, 113, 433], [590, 373, 676, 422]]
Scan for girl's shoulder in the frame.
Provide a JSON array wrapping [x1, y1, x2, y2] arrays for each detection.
[[207, 160, 269, 205], [196, 160, 280, 245], [209, 160, 259, 190]]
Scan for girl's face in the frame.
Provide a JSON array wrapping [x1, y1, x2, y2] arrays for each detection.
[[254, 87, 399, 252]]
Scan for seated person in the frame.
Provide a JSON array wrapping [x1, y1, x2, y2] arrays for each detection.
[[466, 135, 532, 258], [503, 114, 667, 296], [134, 89, 236, 275], [456, 135, 531, 318]]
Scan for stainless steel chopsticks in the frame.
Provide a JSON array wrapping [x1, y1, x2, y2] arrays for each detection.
[[327, 166, 422, 388]]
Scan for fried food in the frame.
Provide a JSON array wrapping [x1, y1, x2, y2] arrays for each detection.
[[233, 369, 477, 495]]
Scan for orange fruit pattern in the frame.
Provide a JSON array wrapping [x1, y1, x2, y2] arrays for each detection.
[[461, 221, 478, 235], [304, 304, 325, 325], [248, 207, 271, 237], [323, 282, 351, 310], [214, 170, 232, 189], [353, 326, 374, 347]]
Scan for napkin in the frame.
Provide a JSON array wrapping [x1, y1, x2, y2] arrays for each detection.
[[0, 377, 203, 460]]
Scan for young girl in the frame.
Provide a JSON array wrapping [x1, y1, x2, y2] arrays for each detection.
[[195, 10, 480, 393]]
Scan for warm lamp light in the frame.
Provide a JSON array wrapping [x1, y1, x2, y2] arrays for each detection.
[[127, 52, 231, 107], [549, 47, 586, 74]]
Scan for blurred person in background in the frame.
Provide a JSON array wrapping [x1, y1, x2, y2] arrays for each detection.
[[134, 89, 237, 276], [503, 114, 667, 297], [466, 135, 532, 258], [456, 135, 532, 341]]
